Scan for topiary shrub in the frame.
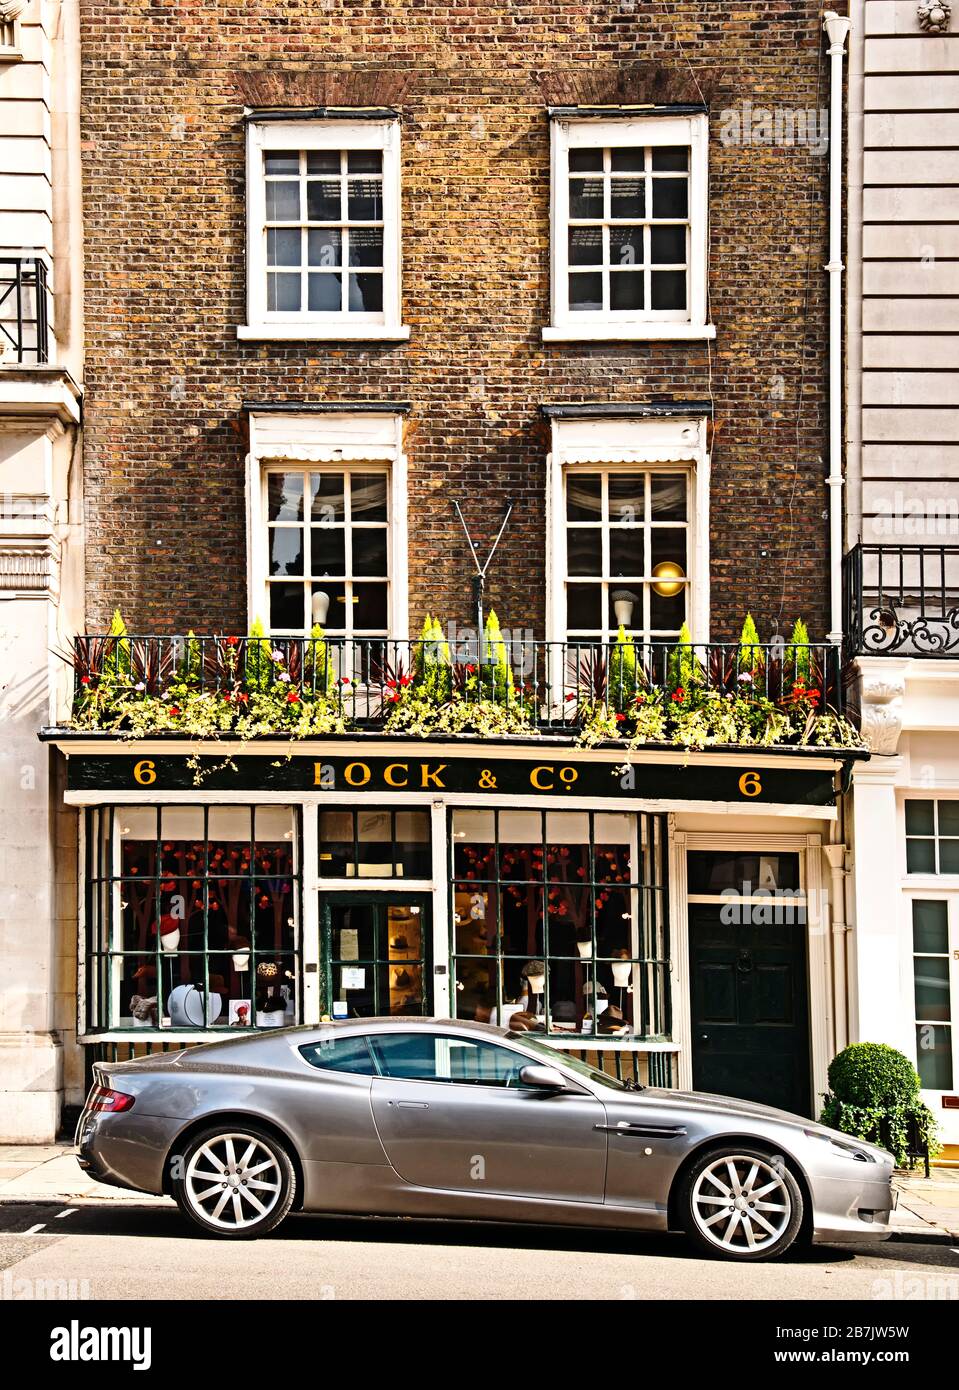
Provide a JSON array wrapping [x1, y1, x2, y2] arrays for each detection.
[[820, 1043, 939, 1167]]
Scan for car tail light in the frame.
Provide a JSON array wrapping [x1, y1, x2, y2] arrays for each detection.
[[87, 1084, 135, 1114]]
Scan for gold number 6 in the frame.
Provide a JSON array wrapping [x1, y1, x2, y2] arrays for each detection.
[[738, 771, 762, 798], [134, 759, 156, 786]]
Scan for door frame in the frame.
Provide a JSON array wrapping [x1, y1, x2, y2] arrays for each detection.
[[670, 831, 827, 1104], [319, 890, 434, 1020]]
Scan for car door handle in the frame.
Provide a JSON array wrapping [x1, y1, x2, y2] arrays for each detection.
[[594, 1123, 688, 1139], [390, 1100, 429, 1109]]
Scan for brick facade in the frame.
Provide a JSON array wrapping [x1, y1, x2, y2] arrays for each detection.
[[79, 0, 836, 641]]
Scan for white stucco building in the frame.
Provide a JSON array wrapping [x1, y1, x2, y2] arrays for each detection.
[[0, 0, 83, 1141]]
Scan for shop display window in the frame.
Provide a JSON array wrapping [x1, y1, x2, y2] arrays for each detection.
[[450, 809, 669, 1038], [84, 806, 300, 1033]]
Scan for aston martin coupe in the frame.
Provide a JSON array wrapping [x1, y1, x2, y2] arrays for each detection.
[[76, 1018, 896, 1260]]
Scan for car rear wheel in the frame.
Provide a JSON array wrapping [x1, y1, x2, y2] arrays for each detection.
[[679, 1146, 803, 1261], [172, 1126, 295, 1239]]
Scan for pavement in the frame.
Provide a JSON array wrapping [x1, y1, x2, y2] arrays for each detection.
[[1, 1143, 957, 1242]]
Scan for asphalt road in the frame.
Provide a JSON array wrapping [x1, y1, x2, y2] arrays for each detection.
[[0, 1199, 956, 1300]]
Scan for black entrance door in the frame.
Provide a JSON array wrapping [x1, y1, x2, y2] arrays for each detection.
[[689, 908, 811, 1117], [320, 895, 431, 1020]]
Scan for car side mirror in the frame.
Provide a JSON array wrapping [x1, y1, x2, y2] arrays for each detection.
[[518, 1064, 566, 1091]]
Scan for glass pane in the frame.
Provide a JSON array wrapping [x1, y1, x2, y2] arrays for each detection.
[[369, 1033, 438, 1079], [268, 473, 303, 522], [348, 150, 382, 173], [265, 150, 299, 175], [906, 839, 936, 874], [306, 151, 339, 175], [569, 148, 603, 172], [610, 272, 644, 311], [307, 272, 342, 312], [269, 528, 304, 577], [569, 177, 604, 218], [611, 147, 644, 172], [267, 228, 301, 267], [650, 586, 686, 634], [312, 526, 346, 576], [569, 271, 603, 311], [352, 528, 388, 577], [938, 803, 959, 836], [347, 227, 384, 267], [566, 528, 601, 577], [906, 801, 935, 836], [301, 1035, 376, 1074], [351, 473, 388, 521], [567, 583, 603, 631], [652, 146, 689, 172], [687, 852, 801, 894], [311, 472, 345, 522], [348, 273, 383, 313], [913, 900, 949, 954], [651, 224, 686, 265], [916, 1025, 953, 1090], [452, 810, 496, 875], [608, 474, 645, 524], [652, 178, 688, 219], [307, 228, 341, 267], [651, 528, 688, 572], [310, 581, 346, 629], [566, 474, 601, 521], [347, 179, 383, 220], [611, 178, 644, 219], [651, 475, 687, 521], [306, 180, 341, 220], [568, 226, 603, 266], [395, 812, 431, 879], [265, 180, 300, 221], [914, 957, 952, 1023], [319, 812, 354, 877], [353, 583, 388, 631], [267, 273, 301, 313], [329, 901, 375, 957], [609, 226, 642, 267], [610, 530, 644, 578], [940, 840, 959, 874], [269, 582, 304, 631], [651, 270, 687, 311], [388, 903, 425, 953]]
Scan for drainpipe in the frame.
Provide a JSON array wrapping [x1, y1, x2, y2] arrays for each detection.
[[823, 842, 849, 1052], [823, 10, 851, 646]]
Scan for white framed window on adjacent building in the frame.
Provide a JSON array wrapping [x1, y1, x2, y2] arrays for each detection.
[[239, 116, 408, 342], [246, 409, 409, 642], [545, 409, 710, 648], [544, 113, 713, 342]]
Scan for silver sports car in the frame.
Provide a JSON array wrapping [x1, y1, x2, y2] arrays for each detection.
[[76, 1018, 896, 1261]]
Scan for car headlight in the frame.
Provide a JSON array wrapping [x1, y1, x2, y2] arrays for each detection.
[[803, 1129, 877, 1162]]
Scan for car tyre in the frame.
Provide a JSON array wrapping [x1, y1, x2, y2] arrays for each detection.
[[172, 1125, 296, 1239], [678, 1145, 803, 1262]]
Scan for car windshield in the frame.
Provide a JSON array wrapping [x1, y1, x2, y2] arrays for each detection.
[[507, 1034, 640, 1091]]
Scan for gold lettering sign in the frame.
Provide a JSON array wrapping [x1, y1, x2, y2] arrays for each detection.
[[133, 759, 156, 786], [420, 764, 447, 789], [344, 762, 371, 788], [384, 763, 408, 788], [739, 771, 762, 798]]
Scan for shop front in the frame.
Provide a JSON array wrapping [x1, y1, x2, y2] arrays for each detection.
[[49, 736, 857, 1115]]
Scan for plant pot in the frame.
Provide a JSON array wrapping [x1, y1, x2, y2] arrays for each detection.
[[311, 590, 330, 625]]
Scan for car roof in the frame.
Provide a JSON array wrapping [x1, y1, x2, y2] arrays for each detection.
[[310, 1017, 513, 1040]]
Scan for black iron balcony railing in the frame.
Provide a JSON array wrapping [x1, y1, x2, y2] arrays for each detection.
[[843, 544, 959, 659], [69, 633, 844, 731], [0, 256, 50, 364]]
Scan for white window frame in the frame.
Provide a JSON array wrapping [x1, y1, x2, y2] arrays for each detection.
[[246, 411, 409, 641], [546, 413, 710, 649], [239, 118, 408, 342], [544, 114, 713, 343], [903, 891, 958, 1101]]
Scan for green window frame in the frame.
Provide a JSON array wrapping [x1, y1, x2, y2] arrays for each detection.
[[84, 805, 301, 1034]]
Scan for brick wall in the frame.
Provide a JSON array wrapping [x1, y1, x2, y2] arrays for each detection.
[[79, 0, 838, 642]]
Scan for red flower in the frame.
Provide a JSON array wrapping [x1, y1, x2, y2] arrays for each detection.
[[286, 691, 300, 704], [615, 713, 626, 723], [81, 675, 91, 685], [237, 692, 249, 703], [399, 675, 411, 687], [225, 636, 238, 647], [340, 676, 352, 685], [671, 687, 686, 704], [466, 664, 476, 674], [169, 705, 181, 716], [565, 693, 576, 702]]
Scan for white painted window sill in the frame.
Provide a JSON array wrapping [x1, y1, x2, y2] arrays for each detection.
[[238, 323, 411, 342], [542, 323, 716, 343]]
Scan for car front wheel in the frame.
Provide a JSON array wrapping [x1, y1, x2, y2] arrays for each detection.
[[679, 1146, 803, 1261], [172, 1126, 295, 1239]]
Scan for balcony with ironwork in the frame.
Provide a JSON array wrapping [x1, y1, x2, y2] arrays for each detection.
[[843, 544, 959, 660], [59, 632, 855, 751], [0, 256, 50, 365]]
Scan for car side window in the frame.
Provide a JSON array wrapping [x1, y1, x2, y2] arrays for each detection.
[[369, 1033, 527, 1087], [300, 1035, 376, 1075]]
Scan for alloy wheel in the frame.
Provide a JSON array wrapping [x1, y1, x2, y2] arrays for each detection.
[[690, 1154, 792, 1254], [184, 1133, 283, 1232]]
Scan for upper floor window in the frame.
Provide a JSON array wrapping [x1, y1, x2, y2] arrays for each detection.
[[544, 114, 712, 342], [240, 117, 407, 342], [906, 801, 959, 875]]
